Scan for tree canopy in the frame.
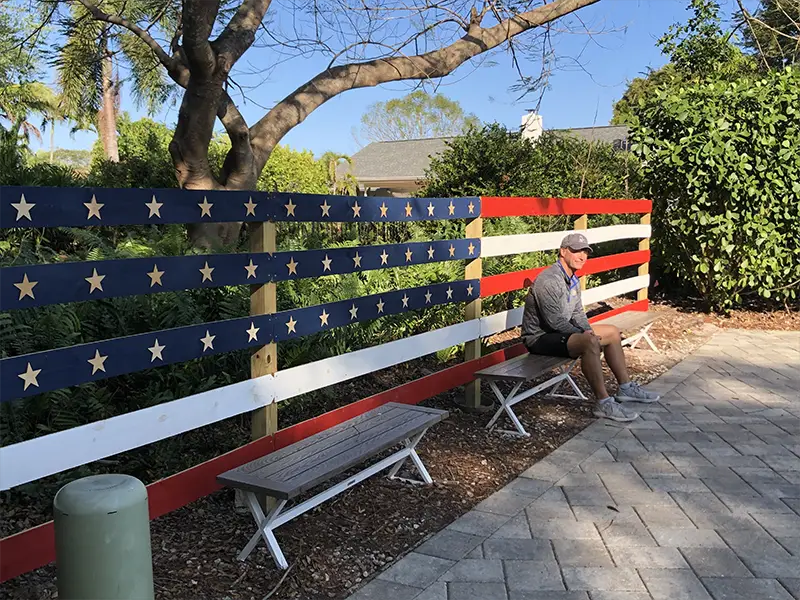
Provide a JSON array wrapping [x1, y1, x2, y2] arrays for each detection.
[[358, 91, 480, 143]]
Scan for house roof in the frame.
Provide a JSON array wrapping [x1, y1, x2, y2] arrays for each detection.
[[343, 125, 630, 185]]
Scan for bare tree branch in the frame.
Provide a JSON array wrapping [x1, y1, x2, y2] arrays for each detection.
[[213, 0, 273, 71], [249, 0, 600, 167], [181, 0, 221, 77]]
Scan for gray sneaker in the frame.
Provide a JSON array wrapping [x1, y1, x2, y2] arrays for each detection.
[[616, 381, 661, 403], [593, 400, 639, 422]]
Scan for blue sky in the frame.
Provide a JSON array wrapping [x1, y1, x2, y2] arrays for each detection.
[[35, 0, 755, 158]]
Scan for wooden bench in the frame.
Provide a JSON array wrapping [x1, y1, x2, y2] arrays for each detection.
[[596, 310, 661, 352], [475, 354, 587, 437], [216, 402, 448, 569]]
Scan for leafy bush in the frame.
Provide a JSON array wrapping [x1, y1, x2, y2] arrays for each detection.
[[628, 67, 800, 310]]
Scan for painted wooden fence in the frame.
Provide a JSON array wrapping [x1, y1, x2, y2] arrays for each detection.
[[0, 187, 652, 581]]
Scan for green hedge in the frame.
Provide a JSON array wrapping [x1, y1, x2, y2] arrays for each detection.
[[628, 66, 800, 311]]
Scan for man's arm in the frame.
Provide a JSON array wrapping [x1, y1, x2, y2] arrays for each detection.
[[570, 295, 592, 332], [533, 279, 584, 334]]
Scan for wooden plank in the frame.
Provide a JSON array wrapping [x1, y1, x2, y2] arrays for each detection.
[[266, 319, 481, 403], [637, 213, 651, 302], [235, 406, 403, 478], [574, 214, 588, 290], [582, 275, 650, 306], [277, 412, 431, 486], [597, 310, 658, 332], [286, 413, 442, 498], [249, 220, 278, 509], [474, 354, 568, 381], [464, 216, 483, 409], [255, 408, 412, 481], [250, 221, 278, 442], [481, 224, 652, 258], [480, 197, 652, 217]]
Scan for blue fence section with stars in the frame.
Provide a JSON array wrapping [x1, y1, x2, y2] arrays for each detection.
[[1, 239, 480, 311], [1, 278, 480, 402], [0, 186, 480, 228], [0, 185, 484, 403]]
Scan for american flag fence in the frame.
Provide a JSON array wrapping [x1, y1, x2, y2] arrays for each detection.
[[0, 186, 652, 581]]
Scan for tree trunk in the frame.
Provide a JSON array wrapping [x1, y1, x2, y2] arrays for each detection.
[[98, 48, 119, 162], [170, 72, 255, 250], [49, 121, 54, 163]]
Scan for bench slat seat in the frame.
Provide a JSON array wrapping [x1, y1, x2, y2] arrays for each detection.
[[475, 354, 570, 382], [597, 309, 661, 352], [216, 402, 447, 569], [599, 310, 656, 332]]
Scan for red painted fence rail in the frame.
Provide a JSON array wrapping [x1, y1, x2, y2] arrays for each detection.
[[480, 197, 652, 218]]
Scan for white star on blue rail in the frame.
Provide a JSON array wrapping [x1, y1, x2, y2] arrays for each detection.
[[11, 194, 34, 221], [18, 362, 41, 390], [149, 339, 165, 362], [88, 349, 108, 374]]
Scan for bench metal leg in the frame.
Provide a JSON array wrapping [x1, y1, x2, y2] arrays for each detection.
[[623, 322, 659, 353], [239, 493, 289, 567], [486, 360, 589, 437], [546, 361, 588, 401], [486, 380, 527, 436], [387, 429, 433, 485], [236, 427, 436, 570]]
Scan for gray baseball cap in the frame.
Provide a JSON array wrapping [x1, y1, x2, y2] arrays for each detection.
[[560, 232, 593, 254]]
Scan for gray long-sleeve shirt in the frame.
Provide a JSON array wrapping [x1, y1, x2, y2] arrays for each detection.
[[521, 262, 592, 348]]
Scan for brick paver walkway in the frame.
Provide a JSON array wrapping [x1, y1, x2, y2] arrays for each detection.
[[346, 329, 800, 600]]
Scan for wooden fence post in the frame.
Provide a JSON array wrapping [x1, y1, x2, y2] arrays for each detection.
[[574, 214, 588, 290], [638, 212, 651, 302], [249, 220, 278, 508], [463, 216, 483, 410]]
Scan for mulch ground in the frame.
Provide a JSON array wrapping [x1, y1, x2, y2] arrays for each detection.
[[2, 300, 798, 600]]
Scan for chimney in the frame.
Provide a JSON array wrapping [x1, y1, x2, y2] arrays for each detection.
[[521, 112, 543, 141]]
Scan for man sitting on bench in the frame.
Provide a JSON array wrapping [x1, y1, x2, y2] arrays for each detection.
[[521, 233, 660, 422]]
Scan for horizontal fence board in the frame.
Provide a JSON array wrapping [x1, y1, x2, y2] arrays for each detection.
[[481, 225, 651, 258], [481, 196, 652, 217], [0, 186, 480, 228], [480, 250, 650, 297], [1, 239, 478, 311], [1, 253, 272, 311], [0, 314, 273, 403], [0, 300, 651, 583], [582, 274, 649, 305], [271, 192, 480, 222], [271, 239, 478, 282], [272, 279, 477, 341]]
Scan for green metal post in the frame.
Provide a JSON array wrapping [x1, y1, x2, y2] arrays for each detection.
[[53, 474, 154, 600]]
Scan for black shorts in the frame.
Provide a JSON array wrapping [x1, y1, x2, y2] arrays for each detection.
[[526, 332, 575, 358]]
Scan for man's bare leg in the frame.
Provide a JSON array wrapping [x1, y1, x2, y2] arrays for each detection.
[[567, 331, 639, 422], [591, 324, 660, 404], [591, 324, 631, 385], [566, 331, 609, 399]]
